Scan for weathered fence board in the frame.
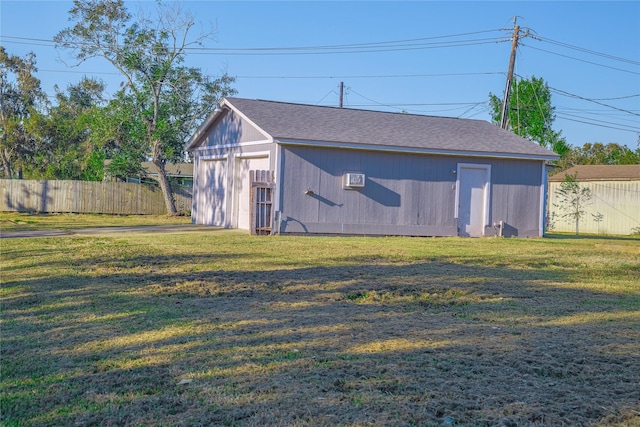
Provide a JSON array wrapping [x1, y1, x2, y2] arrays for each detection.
[[0, 180, 192, 215], [250, 170, 275, 235]]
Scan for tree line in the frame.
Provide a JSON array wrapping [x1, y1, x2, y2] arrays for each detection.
[[1, 1, 637, 214], [488, 76, 639, 168], [1, 0, 235, 214]]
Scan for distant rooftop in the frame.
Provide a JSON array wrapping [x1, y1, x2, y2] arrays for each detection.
[[549, 165, 640, 182]]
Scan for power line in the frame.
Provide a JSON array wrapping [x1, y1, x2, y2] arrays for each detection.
[[340, 88, 487, 114], [550, 87, 640, 117], [588, 94, 640, 101], [11, 67, 506, 80], [187, 39, 507, 56], [556, 114, 640, 133], [590, 191, 640, 223], [315, 90, 338, 105], [556, 107, 640, 124], [556, 112, 640, 133], [457, 103, 487, 119], [235, 72, 505, 79], [535, 35, 640, 66], [521, 43, 640, 75], [191, 28, 509, 51], [555, 97, 640, 126], [3, 27, 638, 136], [1, 32, 510, 56]]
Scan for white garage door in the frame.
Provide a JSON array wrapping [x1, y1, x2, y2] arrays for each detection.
[[235, 156, 270, 230], [196, 158, 227, 226]]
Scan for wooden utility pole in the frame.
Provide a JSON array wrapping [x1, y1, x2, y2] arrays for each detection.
[[339, 82, 344, 108], [500, 20, 521, 129]]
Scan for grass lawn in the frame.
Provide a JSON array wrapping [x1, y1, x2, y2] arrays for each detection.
[[1, 222, 639, 426], [0, 212, 191, 231]]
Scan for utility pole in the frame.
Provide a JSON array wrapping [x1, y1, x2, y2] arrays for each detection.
[[500, 19, 521, 129], [339, 82, 344, 108]]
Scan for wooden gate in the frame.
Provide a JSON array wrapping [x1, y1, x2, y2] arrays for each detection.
[[250, 170, 275, 235]]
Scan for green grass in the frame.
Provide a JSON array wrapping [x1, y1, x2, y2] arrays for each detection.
[[0, 212, 191, 231], [1, 221, 639, 426]]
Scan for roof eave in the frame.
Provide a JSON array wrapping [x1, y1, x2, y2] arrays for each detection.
[[274, 138, 559, 161]]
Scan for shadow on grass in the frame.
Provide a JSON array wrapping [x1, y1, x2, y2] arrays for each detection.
[[2, 248, 639, 426]]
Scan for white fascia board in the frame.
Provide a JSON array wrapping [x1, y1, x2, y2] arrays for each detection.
[[234, 150, 271, 159], [193, 139, 273, 152], [275, 138, 559, 162], [199, 154, 228, 161]]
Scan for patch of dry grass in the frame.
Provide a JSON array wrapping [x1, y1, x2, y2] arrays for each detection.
[[1, 230, 639, 426]]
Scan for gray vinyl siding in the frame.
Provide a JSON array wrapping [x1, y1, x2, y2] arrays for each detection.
[[278, 145, 543, 237], [489, 159, 543, 238], [201, 109, 268, 147]]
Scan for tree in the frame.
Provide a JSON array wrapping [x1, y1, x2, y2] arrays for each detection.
[[89, 89, 148, 181], [592, 212, 604, 235], [0, 47, 47, 179], [55, 0, 236, 214], [555, 142, 640, 171], [489, 76, 569, 155], [553, 172, 592, 235], [31, 77, 107, 180]]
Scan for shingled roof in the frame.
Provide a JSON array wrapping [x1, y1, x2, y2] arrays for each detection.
[[190, 97, 559, 160], [549, 165, 640, 182]]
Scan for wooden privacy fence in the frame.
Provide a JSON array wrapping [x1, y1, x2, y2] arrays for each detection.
[[0, 179, 192, 215]]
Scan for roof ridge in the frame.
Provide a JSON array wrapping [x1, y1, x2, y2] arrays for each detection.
[[226, 96, 478, 122], [216, 97, 558, 160]]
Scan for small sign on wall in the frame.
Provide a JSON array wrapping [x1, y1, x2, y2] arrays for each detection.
[[343, 173, 365, 189]]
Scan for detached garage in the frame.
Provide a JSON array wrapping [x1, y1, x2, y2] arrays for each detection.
[[187, 97, 558, 237], [548, 165, 640, 235]]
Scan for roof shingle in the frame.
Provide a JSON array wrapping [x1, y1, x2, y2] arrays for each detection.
[[194, 97, 559, 160]]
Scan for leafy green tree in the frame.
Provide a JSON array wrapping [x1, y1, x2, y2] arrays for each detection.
[[489, 76, 569, 155], [30, 77, 107, 180], [55, 0, 236, 214], [0, 47, 47, 179], [89, 90, 148, 181], [555, 142, 640, 171], [592, 212, 604, 235], [553, 172, 592, 236]]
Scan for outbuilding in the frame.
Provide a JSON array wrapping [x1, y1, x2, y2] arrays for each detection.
[[187, 97, 558, 237], [547, 164, 640, 235]]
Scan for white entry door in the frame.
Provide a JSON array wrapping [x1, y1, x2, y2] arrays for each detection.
[[197, 158, 227, 226], [234, 155, 270, 230], [457, 164, 491, 237]]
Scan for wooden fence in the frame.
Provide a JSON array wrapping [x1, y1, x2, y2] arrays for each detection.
[[0, 179, 192, 215], [250, 170, 275, 235]]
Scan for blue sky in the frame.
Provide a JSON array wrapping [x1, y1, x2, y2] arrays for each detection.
[[2, 1, 639, 149]]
